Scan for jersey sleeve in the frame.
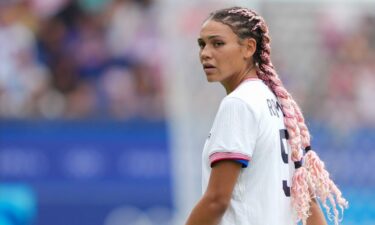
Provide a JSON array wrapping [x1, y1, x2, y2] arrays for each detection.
[[207, 97, 259, 168]]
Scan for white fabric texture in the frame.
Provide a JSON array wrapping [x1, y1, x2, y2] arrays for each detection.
[[202, 79, 297, 225]]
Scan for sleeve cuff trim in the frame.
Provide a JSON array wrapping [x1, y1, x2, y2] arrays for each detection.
[[209, 152, 251, 165]]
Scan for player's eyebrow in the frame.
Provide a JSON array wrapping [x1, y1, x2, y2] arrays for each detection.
[[207, 35, 223, 39], [198, 35, 224, 42]]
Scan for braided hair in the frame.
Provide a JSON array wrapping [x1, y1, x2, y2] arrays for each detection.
[[207, 7, 348, 224]]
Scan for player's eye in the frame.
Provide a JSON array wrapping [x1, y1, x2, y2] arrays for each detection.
[[198, 40, 205, 49], [213, 41, 224, 48]]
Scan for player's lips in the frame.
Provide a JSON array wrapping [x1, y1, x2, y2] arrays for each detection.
[[203, 63, 216, 74]]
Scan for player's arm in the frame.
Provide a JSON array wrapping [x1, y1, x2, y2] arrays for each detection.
[[306, 198, 328, 225], [185, 160, 242, 225]]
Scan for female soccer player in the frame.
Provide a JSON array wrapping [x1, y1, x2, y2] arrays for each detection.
[[185, 7, 348, 225]]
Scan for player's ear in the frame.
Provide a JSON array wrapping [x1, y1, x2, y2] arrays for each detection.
[[243, 38, 256, 60]]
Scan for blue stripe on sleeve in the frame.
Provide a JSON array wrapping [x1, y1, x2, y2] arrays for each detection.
[[235, 159, 249, 168]]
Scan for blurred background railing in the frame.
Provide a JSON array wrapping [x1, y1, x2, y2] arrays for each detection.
[[0, 0, 374, 225]]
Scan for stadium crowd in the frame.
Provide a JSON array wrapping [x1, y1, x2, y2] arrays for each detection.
[[319, 12, 375, 130], [0, 0, 374, 128], [0, 0, 164, 120]]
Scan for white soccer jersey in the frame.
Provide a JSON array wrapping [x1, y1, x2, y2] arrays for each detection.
[[202, 78, 297, 225]]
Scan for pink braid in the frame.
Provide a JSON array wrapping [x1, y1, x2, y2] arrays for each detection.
[[291, 95, 348, 224], [253, 16, 311, 223], [256, 31, 303, 161], [291, 166, 312, 223], [228, 7, 348, 224], [304, 150, 349, 224]]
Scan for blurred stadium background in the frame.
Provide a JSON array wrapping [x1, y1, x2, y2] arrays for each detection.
[[0, 0, 374, 225]]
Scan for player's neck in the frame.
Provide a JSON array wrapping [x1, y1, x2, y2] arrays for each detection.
[[222, 65, 258, 94]]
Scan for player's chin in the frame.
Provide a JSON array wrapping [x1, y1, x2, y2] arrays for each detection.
[[205, 73, 219, 82]]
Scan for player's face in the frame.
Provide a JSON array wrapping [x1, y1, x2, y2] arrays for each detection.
[[198, 20, 250, 83]]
